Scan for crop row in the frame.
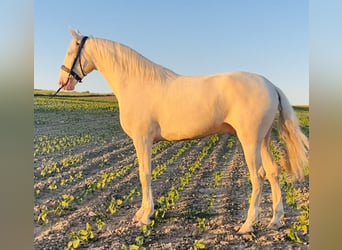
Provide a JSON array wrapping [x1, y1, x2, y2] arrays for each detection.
[[35, 134, 308, 248], [34, 134, 92, 157], [34, 96, 118, 112], [90, 139, 200, 217], [34, 137, 139, 200], [38, 155, 84, 178], [58, 137, 213, 249], [61, 133, 241, 249], [35, 139, 181, 226], [122, 135, 222, 249]]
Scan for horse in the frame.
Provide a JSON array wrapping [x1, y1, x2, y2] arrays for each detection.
[[58, 28, 308, 234]]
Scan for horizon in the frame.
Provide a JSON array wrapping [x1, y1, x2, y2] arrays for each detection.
[[33, 89, 309, 107]]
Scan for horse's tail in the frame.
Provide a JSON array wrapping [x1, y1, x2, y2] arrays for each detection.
[[275, 87, 309, 180]]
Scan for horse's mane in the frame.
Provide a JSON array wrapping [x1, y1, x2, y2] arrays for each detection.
[[92, 38, 178, 83]]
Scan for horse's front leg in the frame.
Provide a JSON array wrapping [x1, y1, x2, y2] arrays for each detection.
[[132, 135, 154, 225]]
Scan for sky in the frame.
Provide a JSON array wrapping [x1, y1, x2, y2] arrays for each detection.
[[34, 1, 308, 105]]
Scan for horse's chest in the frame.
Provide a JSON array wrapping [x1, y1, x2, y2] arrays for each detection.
[[118, 110, 137, 136], [118, 107, 153, 137]]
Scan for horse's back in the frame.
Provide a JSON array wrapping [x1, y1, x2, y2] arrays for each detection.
[[166, 71, 276, 115], [151, 71, 277, 141]]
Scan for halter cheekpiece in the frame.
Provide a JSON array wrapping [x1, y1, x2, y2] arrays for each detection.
[[51, 36, 88, 97], [60, 36, 89, 82]]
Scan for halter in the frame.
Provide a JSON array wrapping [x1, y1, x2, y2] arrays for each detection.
[[52, 36, 88, 97]]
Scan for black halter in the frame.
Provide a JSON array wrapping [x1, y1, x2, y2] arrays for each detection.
[[52, 36, 88, 97]]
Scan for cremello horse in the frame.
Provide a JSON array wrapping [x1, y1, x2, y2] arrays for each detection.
[[59, 28, 308, 234]]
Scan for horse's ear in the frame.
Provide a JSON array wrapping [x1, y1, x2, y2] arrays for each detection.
[[69, 27, 82, 41]]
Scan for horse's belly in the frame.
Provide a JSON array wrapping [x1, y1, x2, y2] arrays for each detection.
[[158, 120, 235, 141]]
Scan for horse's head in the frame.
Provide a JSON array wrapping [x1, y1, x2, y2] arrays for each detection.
[[59, 28, 93, 91]]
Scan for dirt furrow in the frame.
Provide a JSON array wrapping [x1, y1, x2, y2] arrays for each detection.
[[34, 138, 133, 182], [34, 144, 136, 208], [76, 137, 218, 249], [34, 109, 120, 138], [80, 139, 210, 249], [151, 139, 205, 198], [34, 139, 178, 210], [143, 135, 232, 249], [33, 133, 130, 163], [34, 139, 201, 249]]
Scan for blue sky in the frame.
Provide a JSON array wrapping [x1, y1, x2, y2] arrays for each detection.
[[35, 1, 308, 104]]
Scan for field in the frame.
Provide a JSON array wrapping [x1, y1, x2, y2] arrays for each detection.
[[34, 90, 309, 249]]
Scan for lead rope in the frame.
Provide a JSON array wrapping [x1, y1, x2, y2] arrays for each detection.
[[50, 82, 68, 98]]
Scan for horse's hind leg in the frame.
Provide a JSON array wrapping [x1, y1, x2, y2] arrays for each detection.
[[237, 136, 264, 234], [261, 128, 284, 229]]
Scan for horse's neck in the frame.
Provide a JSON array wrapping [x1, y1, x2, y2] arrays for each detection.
[[86, 39, 123, 100], [87, 38, 177, 102]]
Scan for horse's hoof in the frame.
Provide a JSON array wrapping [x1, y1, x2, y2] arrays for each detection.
[[132, 214, 140, 223], [134, 221, 143, 227], [133, 217, 150, 226], [139, 216, 151, 225], [133, 208, 144, 222], [237, 224, 254, 234], [133, 212, 151, 225], [267, 221, 283, 230]]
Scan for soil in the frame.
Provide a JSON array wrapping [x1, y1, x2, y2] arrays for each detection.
[[34, 97, 309, 249]]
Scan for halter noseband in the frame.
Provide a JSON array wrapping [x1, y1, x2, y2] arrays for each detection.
[[52, 36, 88, 97]]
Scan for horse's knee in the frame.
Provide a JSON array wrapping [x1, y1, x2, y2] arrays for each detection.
[[258, 167, 266, 179], [261, 156, 280, 181], [265, 166, 280, 181]]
